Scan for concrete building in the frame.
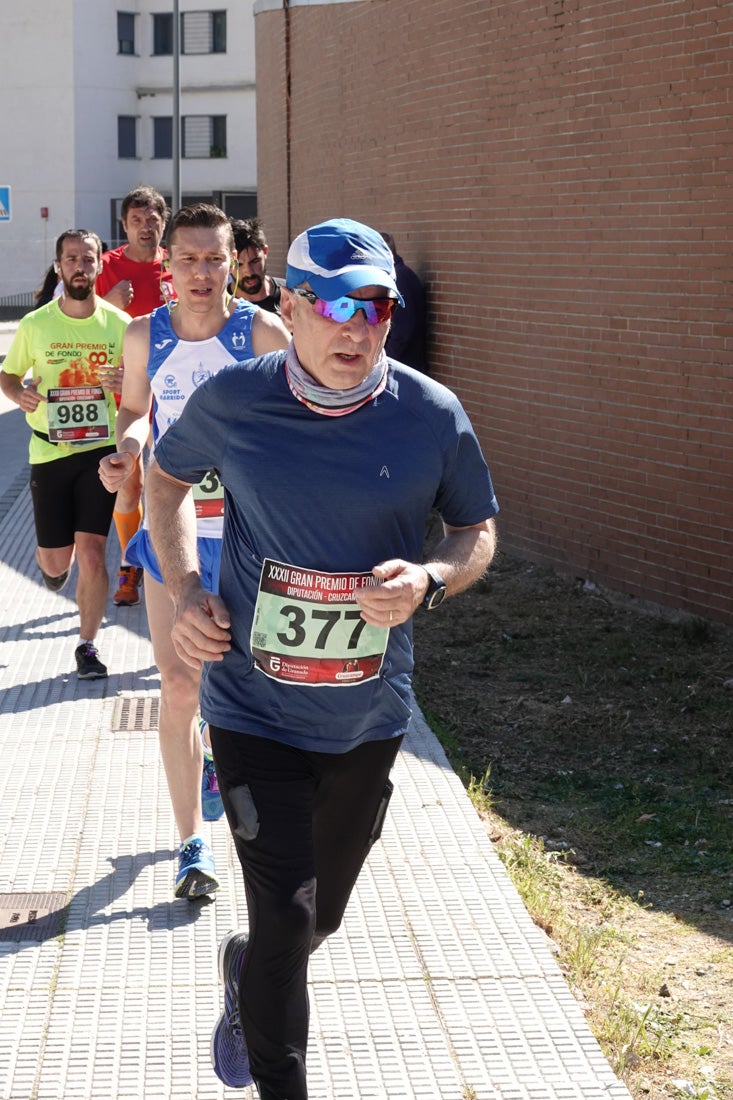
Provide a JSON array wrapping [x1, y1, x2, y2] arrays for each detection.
[[0, 1, 257, 305]]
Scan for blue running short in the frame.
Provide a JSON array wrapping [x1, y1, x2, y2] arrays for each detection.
[[126, 528, 222, 593]]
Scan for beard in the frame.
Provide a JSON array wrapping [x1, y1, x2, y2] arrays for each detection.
[[242, 273, 265, 296], [63, 277, 93, 301]]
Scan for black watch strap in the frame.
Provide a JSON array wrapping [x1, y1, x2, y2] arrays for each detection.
[[422, 565, 447, 610]]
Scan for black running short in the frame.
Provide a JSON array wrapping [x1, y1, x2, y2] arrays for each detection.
[[29, 446, 117, 548]]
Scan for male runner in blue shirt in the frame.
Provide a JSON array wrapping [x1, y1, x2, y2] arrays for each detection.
[[144, 218, 499, 1099]]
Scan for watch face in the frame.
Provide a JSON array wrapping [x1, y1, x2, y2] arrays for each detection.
[[426, 584, 447, 610], [423, 567, 447, 609]]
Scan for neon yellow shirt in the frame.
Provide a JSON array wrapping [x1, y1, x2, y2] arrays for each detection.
[[3, 298, 130, 463]]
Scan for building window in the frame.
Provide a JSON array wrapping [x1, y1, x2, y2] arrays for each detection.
[[155, 116, 230, 159], [182, 10, 226, 54], [153, 117, 173, 159], [183, 115, 227, 159], [153, 116, 227, 159], [220, 193, 258, 219], [211, 10, 227, 52], [152, 12, 173, 55], [118, 116, 137, 158], [117, 11, 135, 55]]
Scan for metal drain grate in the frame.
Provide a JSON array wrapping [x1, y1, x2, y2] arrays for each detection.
[[0, 891, 68, 942], [110, 695, 159, 732]]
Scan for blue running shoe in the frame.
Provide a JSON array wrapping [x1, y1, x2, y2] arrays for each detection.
[[199, 718, 224, 821], [174, 836, 219, 900], [211, 930, 252, 1088]]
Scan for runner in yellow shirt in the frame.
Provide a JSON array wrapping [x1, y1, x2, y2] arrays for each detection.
[[0, 229, 130, 679]]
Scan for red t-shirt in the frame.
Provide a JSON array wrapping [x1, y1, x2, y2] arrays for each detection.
[[97, 246, 173, 318]]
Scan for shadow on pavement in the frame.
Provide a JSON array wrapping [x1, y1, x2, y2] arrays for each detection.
[[0, 850, 210, 952]]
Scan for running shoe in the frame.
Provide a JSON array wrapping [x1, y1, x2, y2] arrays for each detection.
[[75, 643, 108, 680], [211, 930, 252, 1088], [174, 836, 219, 900], [199, 718, 225, 821], [35, 549, 70, 592], [113, 565, 143, 606]]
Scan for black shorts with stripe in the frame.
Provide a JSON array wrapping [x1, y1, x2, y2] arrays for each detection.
[[29, 445, 117, 548]]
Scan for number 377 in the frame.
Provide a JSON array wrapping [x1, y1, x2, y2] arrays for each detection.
[[276, 606, 367, 650]]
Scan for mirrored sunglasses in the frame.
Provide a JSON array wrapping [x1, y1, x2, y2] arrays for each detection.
[[290, 288, 398, 325]]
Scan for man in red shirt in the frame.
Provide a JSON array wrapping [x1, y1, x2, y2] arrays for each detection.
[[98, 186, 171, 316], [97, 186, 172, 605]]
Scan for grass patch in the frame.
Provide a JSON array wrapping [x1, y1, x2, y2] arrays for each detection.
[[414, 549, 733, 1099]]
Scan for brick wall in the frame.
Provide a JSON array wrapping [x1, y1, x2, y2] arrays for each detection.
[[255, 0, 733, 623]]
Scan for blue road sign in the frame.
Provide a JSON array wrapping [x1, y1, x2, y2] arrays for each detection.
[[0, 187, 10, 221]]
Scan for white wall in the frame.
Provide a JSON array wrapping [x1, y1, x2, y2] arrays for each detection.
[[0, 2, 77, 297], [72, 0, 145, 245], [0, 0, 259, 301]]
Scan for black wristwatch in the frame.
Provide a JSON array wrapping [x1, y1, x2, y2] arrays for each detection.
[[421, 565, 447, 610]]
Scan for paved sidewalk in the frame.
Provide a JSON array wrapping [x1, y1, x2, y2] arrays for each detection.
[[0, 378, 632, 1099]]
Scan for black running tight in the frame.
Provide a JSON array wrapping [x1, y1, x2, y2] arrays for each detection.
[[209, 727, 402, 1100]]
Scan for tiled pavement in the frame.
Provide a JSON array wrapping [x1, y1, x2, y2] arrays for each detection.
[[0, 321, 632, 1099]]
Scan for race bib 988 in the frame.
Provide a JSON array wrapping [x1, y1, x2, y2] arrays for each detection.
[[46, 386, 110, 443]]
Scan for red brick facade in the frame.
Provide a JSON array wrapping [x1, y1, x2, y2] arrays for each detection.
[[255, 0, 733, 623]]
